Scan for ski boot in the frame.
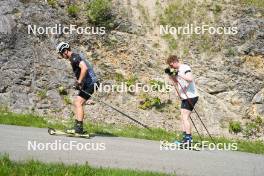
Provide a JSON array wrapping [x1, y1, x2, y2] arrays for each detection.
[[173, 134, 193, 149], [65, 120, 84, 134]]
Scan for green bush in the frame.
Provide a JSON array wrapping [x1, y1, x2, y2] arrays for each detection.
[[149, 80, 166, 91], [68, 4, 79, 17], [229, 121, 242, 134], [139, 94, 162, 110], [112, 73, 137, 87], [63, 96, 72, 105], [226, 48, 237, 57], [212, 4, 222, 14], [255, 116, 263, 126], [113, 73, 125, 82], [47, 0, 57, 8], [125, 75, 138, 87], [87, 0, 113, 26], [243, 122, 259, 138], [58, 86, 68, 95]]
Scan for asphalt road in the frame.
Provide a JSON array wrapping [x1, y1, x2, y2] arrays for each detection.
[[0, 124, 264, 176]]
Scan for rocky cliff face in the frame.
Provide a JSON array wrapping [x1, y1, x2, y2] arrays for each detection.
[[0, 0, 263, 139]]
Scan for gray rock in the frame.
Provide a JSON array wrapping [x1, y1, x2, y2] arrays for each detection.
[[252, 89, 264, 104], [235, 17, 264, 55]]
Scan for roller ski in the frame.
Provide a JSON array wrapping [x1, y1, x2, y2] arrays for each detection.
[[48, 127, 91, 138], [48, 120, 90, 138]]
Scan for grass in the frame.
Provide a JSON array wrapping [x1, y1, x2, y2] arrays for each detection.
[[0, 155, 169, 176], [0, 110, 264, 154], [161, 34, 177, 51], [240, 0, 264, 8], [0, 111, 60, 129], [137, 2, 150, 25]]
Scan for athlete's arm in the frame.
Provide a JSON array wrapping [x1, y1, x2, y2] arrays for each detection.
[[180, 72, 193, 82], [178, 72, 193, 93], [78, 61, 88, 83]]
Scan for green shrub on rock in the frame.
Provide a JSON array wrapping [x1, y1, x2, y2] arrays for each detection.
[[87, 0, 113, 27], [229, 121, 242, 134], [68, 4, 79, 17]]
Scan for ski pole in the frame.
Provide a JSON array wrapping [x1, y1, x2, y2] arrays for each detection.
[[176, 80, 216, 144], [79, 88, 151, 131], [173, 84, 203, 142]]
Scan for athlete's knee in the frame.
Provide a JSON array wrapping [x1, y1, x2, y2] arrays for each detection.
[[181, 109, 191, 120], [74, 98, 83, 108]]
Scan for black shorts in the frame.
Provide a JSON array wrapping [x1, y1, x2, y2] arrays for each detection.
[[78, 82, 99, 100], [181, 97, 199, 111]]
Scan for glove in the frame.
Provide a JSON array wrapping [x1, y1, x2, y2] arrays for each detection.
[[165, 68, 178, 76], [73, 81, 83, 90], [164, 68, 172, 75]]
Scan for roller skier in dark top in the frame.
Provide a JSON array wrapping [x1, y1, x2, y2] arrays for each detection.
[[56, 42, 98, 134]]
